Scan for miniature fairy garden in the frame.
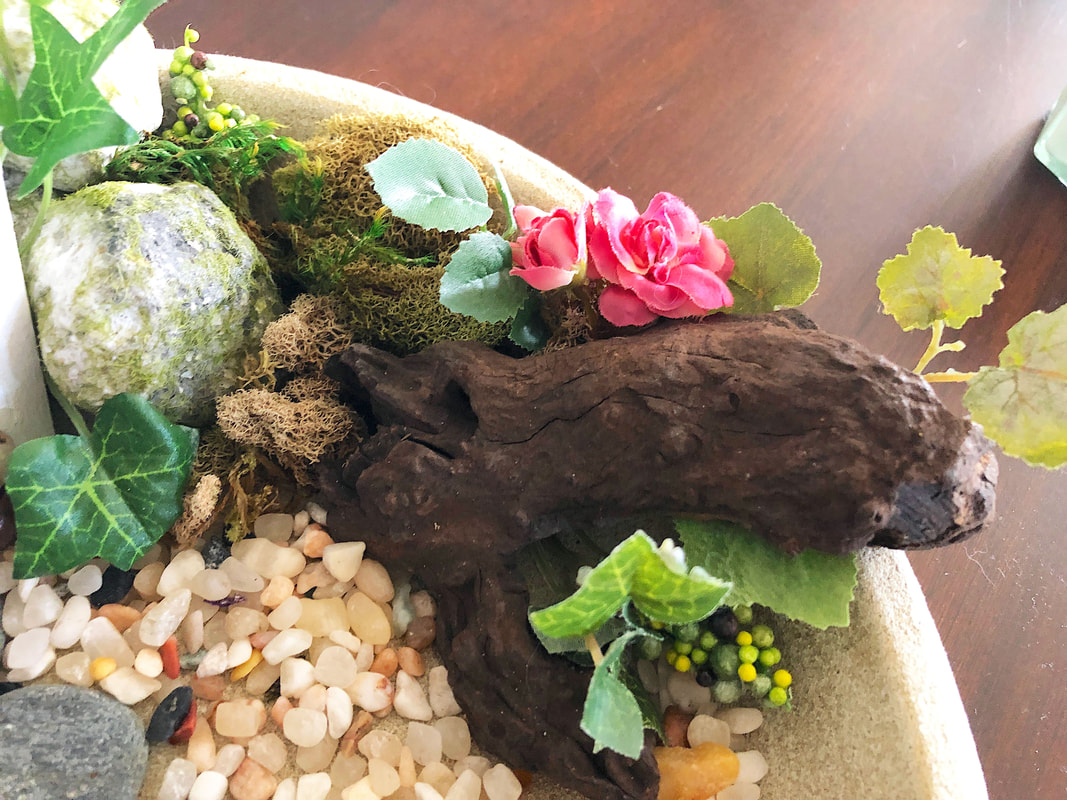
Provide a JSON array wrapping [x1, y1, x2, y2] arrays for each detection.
[[1, 2, 1065, 800]]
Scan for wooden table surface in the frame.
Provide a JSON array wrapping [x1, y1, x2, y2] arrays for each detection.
[[146, 3, 1067, 798]]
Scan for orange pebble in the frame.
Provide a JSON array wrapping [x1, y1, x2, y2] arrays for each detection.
[[369, 647, 398, 678], [299, 523, 334, 558], [97, 603, 141, 633], [654, 742, 740, 800], [160, 635, 181, 679], [89, 657, 117, 681], [270, 696, 293, 728], [231, 649, 263, 681]]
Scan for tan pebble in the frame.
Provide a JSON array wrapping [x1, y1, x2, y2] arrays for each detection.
[[55, 651, 93, 687], [271, 696, 293, 727], [354, 559, 394, 604], [253, 512, 294, 543], [329, 751, 368, 787], [244, 660, 282, 696], [328, 629, 362, 653], [297, 597, 349, 638], [215, 698, 267, 738], [232, 539, 305, 579], [295, 563, 333, 596], [404, 616, 436, 651], [248, 629, 278, 650], [182, 609, 205, 653], [369, 647, 398, 678], [267, 597, 303, 631], [453, 756, 490, 778], [413, 783, 445, 800], [282, 707, 328, 747], [274, 779, 297, 800], [293, 510, 311, 536], [372, 704, 394, 719], [295, 734, 338, 772], [321, 542, 365, 584], [433, 717, 469, 762], [229, 756, 278, 800], [97, 603, 141, 633], [299, 523, 334, 558], [368, 757, 401, 796], [398, 746, 417, 787], [357, 729, 403, 766], [482, 764, 522, 800], [687, 714, 731, 748], [192, 673, 227, 701], [339, 710, 375, 757], [202, 612, 229, 650], [133, 647, 164, 678], [396, 647, 425, 677], [299, 683, 328, 712], [409, 591, 436, 620], [247, 732, 288, 774], [663, 705, 694, 747], [418, 762, 456, 796], [187, 714, 217, 772], [133, 561, 165, 601], [226, 607, 269, 640], [345, 592, 391, 645], [341, 777, 378, 800], [445, 770, 481, 799], [735, 750, 769, 784], [259, 576, 295, 609]]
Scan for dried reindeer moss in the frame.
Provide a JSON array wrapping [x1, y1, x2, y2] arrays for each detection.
[[169, 474, 222, 546], [261, 294, 353, 373]]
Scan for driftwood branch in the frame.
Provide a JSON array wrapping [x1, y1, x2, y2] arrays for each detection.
[[315, 314, 997, 799]]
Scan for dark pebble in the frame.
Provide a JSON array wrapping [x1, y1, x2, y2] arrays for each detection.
[[146, 686, 194, 743], [200, 534, 231, 569], [0, 681, 23, 696], [708, 606, 740, 640], [405, 615, 436, 650], [89, 565, 137, 607]]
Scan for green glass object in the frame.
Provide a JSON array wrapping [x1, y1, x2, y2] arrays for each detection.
[[1035, 86, 1067, 186]]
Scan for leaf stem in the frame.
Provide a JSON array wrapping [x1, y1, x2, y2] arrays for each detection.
[[18, 169, 52, 261], [923, 370, 978, 383], [44, 372, 92, 442], [914, 320, 966, 374], [585, 633, 605, 667]]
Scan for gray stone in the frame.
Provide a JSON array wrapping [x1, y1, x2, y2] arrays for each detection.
[[0, 684, 148, 800]]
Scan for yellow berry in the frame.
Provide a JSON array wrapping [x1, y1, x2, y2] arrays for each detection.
[[225, 118, 237, 128], [207, 113, 225, 132], [171, 120, 189, 137], [181, 63, 195, 77], [215, 102, 233, 116], [666, 649, 677, 666], [737, 663, 757, 682], [185, 27, 200, 43], [177, 106, 193, 118], [199, 85, 213, 100], [89, 657, 117, 681], [674, 655, 692, 673], [773, 669, 792, 688], [231, 649, 263, 681], [735, 631, 752, 647], [169, 59, 183, 75]]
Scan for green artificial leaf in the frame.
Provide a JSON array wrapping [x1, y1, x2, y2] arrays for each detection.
[[676, 518, 857, 629], [877, 226, 1004, 331], [528, 533, 653, 639], [366, 137, 493, 232], [0, 78, 16, 126], [629, 541, 732, 624], [2, 0, 166, 196], [509, 294, 550, 352], [530, 613, 628, 658], [707, 203, 821, 314], [439, 231, 529, 322], [963, 304, 1067, 467], [581, 630, 646, 759], [8, 393, 198, 578]]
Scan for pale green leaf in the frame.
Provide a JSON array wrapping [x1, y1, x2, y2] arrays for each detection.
[[676, 518, 857, 629], [581, 630, 646, 759], [8, 394, 198, 578], [707, 202, 821, 314], [963, 304, 1067, 467], [366, 138, 492, 231], [439, 231, 529, 322], [877, 226, 1004, 331], [629, 544, 732, 624]]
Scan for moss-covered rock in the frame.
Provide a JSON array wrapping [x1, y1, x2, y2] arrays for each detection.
[[25, 181, 281, 425]]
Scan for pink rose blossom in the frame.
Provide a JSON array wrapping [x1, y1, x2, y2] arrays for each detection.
[[587, 189, 734, 327], [509, 204, 589, 291]]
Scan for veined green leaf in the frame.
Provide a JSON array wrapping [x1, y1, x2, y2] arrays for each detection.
[[3, 0, 167, 196], [366, 137, 493, 232], [630, 543, 732, 624], [877, 226, 1004, 331], [8, 393, 198, 578], [0, 77, 16, 126], [509, 294, 550, 352], [676, 518, 857, 629], [964, 304, 1067, 467], [439, 231, 528, 322], [707, 203, 821, 314], [580, 630, 646, 759]]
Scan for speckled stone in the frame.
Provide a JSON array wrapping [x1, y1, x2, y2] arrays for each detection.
[[0, 684, 148, 800]]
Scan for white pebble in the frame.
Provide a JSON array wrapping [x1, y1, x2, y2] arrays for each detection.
[[22, 584, 63, 628], [306, 502, 327, 526], [406, 722, 443, 766], [340, 777, 378, 800], [433, 716, 470, 761], [15, 577, 38, 602], [225, 607, 269, 639], [157, 757, 197, 800], [219, 557, 265, 593], [687, 714, 731, 748], [1, 589, 27, 637], [315, 645, 358, 688], [368, 758, 400, 797], [66, 563, 103, 596], [5, 647, 55, 681], [414, 783, 445, 800], [348, 671, 394, 712], [196, 642, 230, 677], [716, 782, 762, 800], [481, 764, 522, 800], [80, 617, 135, 666], [735, 750, 769, 784], [293, 510, 311, 536], [321, 542, 365, 584], [140, 589, 191, 647], [268, 596, 303, 630], [428, 666, 462, 717], [247, 732, 288, 774], [717, 707, 764, 735], [354, 559, 394, 604], [188, 770, 228, 800], [213, 743, 246, 778], [4, 627, 51, 669], [134, 562, 166, 601], [298, 683, 328, 712], [254, 512, 294, 542], [263, 628, 313, 664], [281, 657, 317, 698], [181, 609, 205, 653], [667, 669, 712, 712], [189, 569, 231, 602], [354, 642, 375, 673], [390, 583, 414, 637], [357, 729, 403, 765], [134, 647, 164, 678], [326, 686, 354, 739], [273, 777, 297, 800], [296, 734, 337, 772], [55, 651, 92, 686], [444, 769, 481, 800], [227, 637, 253, 669], [283, 707, 328, 747], [296, 772, 332, 800], [50, 595, 92, 649], [157, 549, 205, 596], [232, 538, 305, 579], [330, 752, 368, 788], [328, 629, 363, 652], [452, 756, 490, 778], [99, 666, 161, 704]]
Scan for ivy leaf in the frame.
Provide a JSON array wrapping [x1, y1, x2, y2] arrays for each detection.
[[366, 138, 493, 232], [706, 203, 821, 314], [581, 630, 646, 759], [963, 304, 1067, 467], [676, 518, 857, 629], [877, 226, 1004, 331], [8, 393, 198, 578], [629, 542, 731, 624], [2, 0, 167, 197], [439, 231, 529, 322]]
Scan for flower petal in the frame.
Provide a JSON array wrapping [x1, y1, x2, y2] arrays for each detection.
[[514, 205, 547, 231], [510, 265, 578, 292], [598, 285, 659, 327]]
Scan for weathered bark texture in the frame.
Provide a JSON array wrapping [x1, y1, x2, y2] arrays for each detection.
[[315, 314, 998, 800]]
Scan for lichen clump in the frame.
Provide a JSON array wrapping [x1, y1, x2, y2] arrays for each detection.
[[24, 181, 281, 425]]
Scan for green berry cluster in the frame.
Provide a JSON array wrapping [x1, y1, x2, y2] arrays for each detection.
[[166, 27, 255, 139], [660, 605, 794, 710]]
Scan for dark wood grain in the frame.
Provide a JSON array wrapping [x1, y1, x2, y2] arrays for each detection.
[[146, 3, 1067, 798]]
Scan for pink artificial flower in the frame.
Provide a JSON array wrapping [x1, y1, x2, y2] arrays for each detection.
[[587, 189, 734, 327], [509, 204, 589, 291]]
